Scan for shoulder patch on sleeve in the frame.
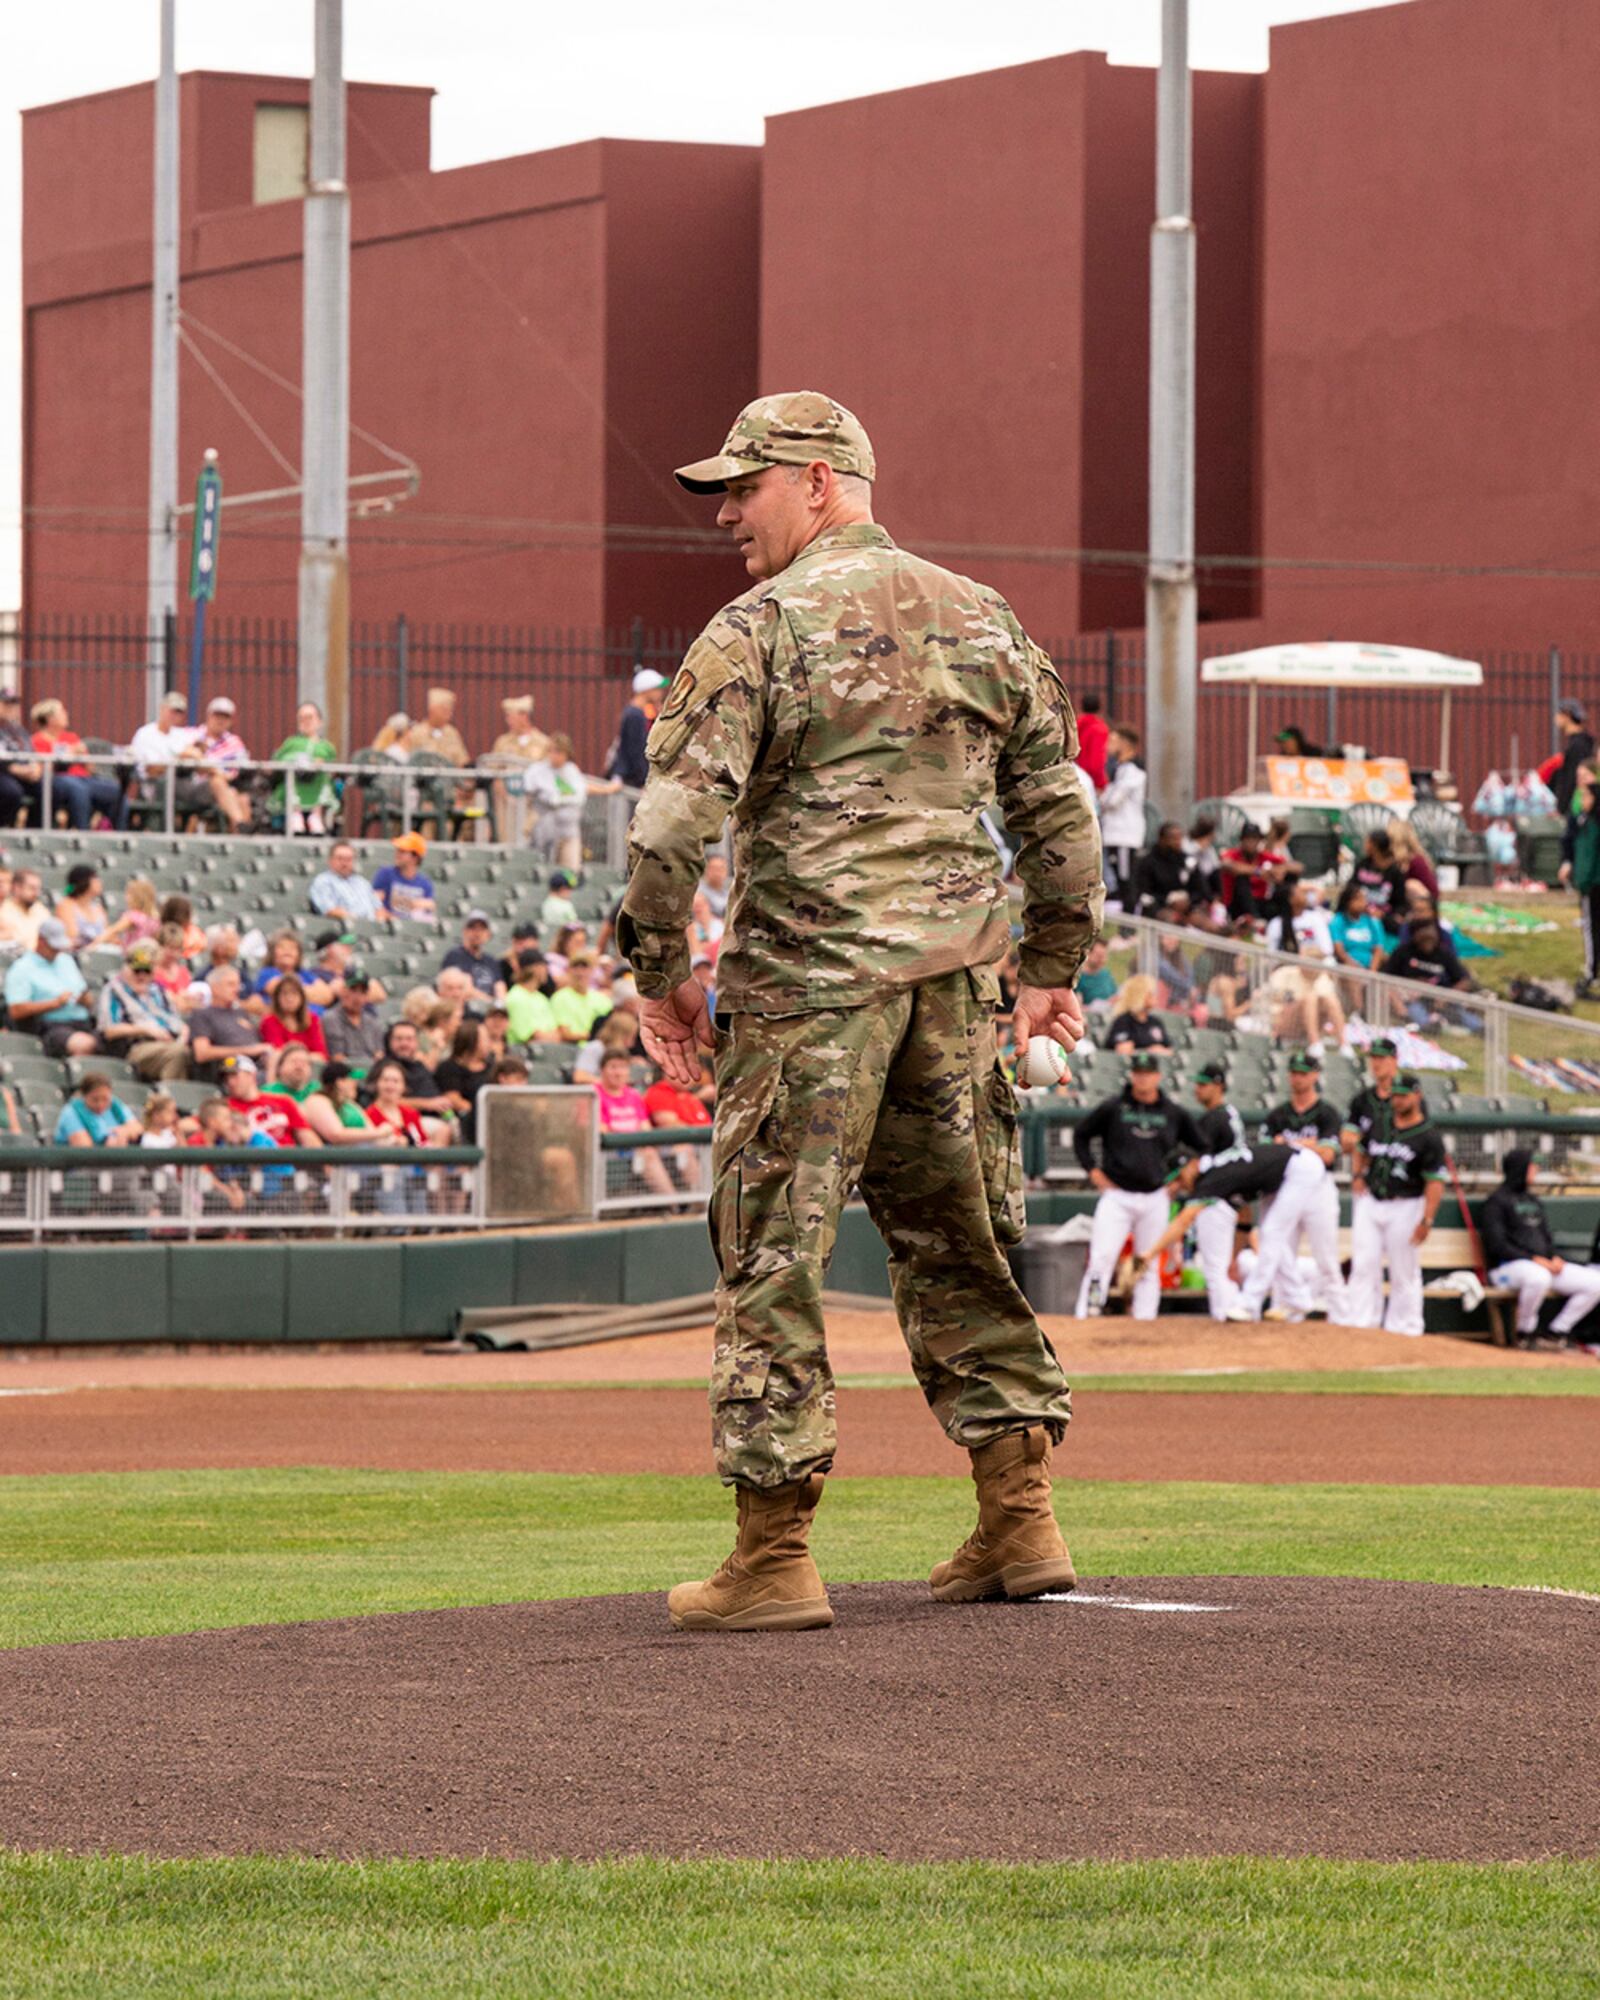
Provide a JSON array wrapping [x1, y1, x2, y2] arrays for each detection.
[[646, 628, 756, 769]]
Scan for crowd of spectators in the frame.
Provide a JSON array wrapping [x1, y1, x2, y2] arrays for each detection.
[[0, 825, 726, 1205], [0, 673, 675, 857]]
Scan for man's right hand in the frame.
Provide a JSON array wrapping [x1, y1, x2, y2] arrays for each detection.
[[1013, 984, 1087, 1067], [640, 979, 714, 1089]]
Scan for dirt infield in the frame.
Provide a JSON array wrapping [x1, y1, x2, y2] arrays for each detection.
[[3, 1311, 1593, 1391], [3, 1382, 1596, 1484], [1, 1577, 1592, 1862]]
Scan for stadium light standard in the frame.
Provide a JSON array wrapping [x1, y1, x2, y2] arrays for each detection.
[[146, 0, 179, 712], [1146, 0, 1197, 826], [299, 0, 351, 750]]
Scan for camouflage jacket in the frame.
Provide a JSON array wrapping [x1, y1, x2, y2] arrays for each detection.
[[618, 523, 1104, 1014]]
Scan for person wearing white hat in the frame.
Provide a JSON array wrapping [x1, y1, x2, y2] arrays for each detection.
[[606, 669, 669, 791]]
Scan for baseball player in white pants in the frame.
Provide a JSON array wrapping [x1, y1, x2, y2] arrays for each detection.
[[1071, 1051, 1204, 1320], [1261, 1049, 1347, 1320], [1479, 1149, 1600, 1342], [1134, 1143, 1336, 1322], [1348, 1070, 1446, 1336], [1238, 1147, 1349, 1320]]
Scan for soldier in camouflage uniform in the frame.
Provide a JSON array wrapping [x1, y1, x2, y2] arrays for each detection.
[[618, 392, 1104, 1631]]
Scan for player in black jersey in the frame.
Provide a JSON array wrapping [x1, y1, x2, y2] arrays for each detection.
[[1073, 1052, 1204, 1318], [1347, 1069, 1446, 1334], [1188, 1062, 1252, 1316]]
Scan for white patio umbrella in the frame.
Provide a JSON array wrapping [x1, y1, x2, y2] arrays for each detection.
[[1200, 643, 1484, 782]]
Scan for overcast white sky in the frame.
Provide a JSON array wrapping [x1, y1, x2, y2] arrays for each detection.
[[2, 0, 1405, 605]]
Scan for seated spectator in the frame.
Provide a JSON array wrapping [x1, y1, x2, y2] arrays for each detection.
[[1105, 974, 1172, 1055], [506, 951, 559, 1046], [321, 971, 386, 1072], [1262, 817, 1303, 892], [264, 1043, 377, 1145], [1351, 829, 1410, 934], [118, 877, 161, 949], [524, 733, 607, 872], [5, 916, 98, 1057], [403, 687, 469, 767], [261, 974, 328, 1071], [573, 1008, 640, 1083], [220, 1052, 321, 1146], [271, 700, 338, 835], [1479, 1150, 1600, 1348], [309, 841, 390, 926], [159, 894, 207, 959], [183, 1095, 249, 1215], [1133, 822, 1195, 915], [498, 919, 542, 989], [395, 984, 452, 1067], [1076, 938, 1117, 1014], [317, 1060, 385, 1139], [592, 1048, 675, 1197], [96, 940, 191, 1080], [546, 923, 588, 977], [187, 923, 245, 1010], [381, 1020, 457, 1125], [646, 1053, 717, 1189], [187, 963, 273, 1080], [371, 833, 436, 922], [1197, 916, 1261, 1023], [435, 1020, 494, 1143], [688, 889, 721, 966], [151, 924, 196, 1009], [540, 871, 580, 935], [1330, 880, 1387, 971], [1383, 914, 1482, 1033], [129, 692, 244, 831], [0, 689, 44, 825], [311, 930, 385, 1002], [1388, 818, 1439, 902], [1264, 881, 1347, 1056], [1154, 895, 1198, 1006], [1184, 815, 1223, 908], [440, 912, 502, 1003], [54, 1071, 139, 1148], [250, 931, 333, 1010], [139, 1091, 183, 1148], [483, 1002, 510, 1061], [371, 712, 412, 760], [1219, 824, 1284, 922], [194, 698, 253, 832], [698, 853, 731, 923], [31, 698, 127, 830], [433, 965, 482, 1029], [0, 867, 48, 952], [552, 951, 613, 1043], [56, 863, 133, 956], [364, 1056, 436, 1146], [688, 955, 714, 1019], [493, 1055, 530, 1085]]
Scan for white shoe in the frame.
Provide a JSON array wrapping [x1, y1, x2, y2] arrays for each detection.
[[1225, 1305, 1256, 1323], [1262, 1306, 1292, 1322], [1307, 1040, 1325, 1060]]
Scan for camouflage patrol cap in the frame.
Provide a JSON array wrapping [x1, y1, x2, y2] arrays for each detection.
[[674, 391, 876, 493]]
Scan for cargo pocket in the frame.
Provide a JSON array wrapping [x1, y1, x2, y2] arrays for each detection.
[[980, 1062, 1028, 1246], [709, 1063, 796, 1283]]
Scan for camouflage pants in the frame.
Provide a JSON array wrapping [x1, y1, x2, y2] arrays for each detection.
[[708, 966, 1070, 1487]]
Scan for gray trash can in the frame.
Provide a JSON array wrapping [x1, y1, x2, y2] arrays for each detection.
[[1008, 1226, 1090, 1316]]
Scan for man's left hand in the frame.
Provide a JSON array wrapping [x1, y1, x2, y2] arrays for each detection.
[[640, 980, 714, 1089]]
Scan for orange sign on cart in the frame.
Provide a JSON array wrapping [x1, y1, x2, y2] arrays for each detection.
[[1266, 757, 1414, 805]]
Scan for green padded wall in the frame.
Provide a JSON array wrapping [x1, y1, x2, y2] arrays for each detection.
[[402, 1236, 517, 1336], [46, 1245, 169, 1344], [284, 1242, 405, 1341], [0, 1250, 45, 1344], [169, 1245, 288, 1342], [514, 1228, 626, 1305]]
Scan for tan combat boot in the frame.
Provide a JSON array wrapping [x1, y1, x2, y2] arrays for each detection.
[[667, 1472, 834, 1631], [930, 1425, 1076, 1602]]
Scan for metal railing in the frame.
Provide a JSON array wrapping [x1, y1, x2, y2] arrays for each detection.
[[596, 1123, 712, 1216], [1101, 910, 1600, 1105], [9, 749, 641, 866], [0, 1143, 482, 1238]]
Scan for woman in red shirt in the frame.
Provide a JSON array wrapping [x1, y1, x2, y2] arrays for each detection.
[[363, 1057, 428, 1143], [260, 974, 329, 1074], [360, 1056, 433, 1215], [31, 697, 128, 830]]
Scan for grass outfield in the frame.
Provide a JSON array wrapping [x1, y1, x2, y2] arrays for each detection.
[[1, 1854, 1596, 1999], [2, 1468, 1596, 1649]]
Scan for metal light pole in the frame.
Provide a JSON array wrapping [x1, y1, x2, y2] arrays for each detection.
[[1145, 0, 1198, 825], [145, 0, 180, 712], [299, 0, 351, 748]]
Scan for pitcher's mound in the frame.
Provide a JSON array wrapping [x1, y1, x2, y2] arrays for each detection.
[[4, 1577, 1595, 1862]]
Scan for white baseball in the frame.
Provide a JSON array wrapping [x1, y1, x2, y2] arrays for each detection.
[[1018, 1038, 1070, 1089]]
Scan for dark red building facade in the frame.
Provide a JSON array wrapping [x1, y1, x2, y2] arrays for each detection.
[[20, 0, 1600, 721]]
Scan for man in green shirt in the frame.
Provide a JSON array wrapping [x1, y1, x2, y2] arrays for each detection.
[[506, 951, 559, 1046], [550, 952, 614, 1042]]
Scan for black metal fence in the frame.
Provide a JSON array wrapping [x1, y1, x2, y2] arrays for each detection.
[[12, 614, 1590, 812]]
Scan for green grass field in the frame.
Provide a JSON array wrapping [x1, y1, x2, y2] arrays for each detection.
[[3, 1466, 1596, 1650], [2, 1853, 1597, 2000]]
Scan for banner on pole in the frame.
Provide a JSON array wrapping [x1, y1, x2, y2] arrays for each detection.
[[188, 456, 222, 603]]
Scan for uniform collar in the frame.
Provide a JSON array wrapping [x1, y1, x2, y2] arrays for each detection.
[[789, 523, 895, 566]]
